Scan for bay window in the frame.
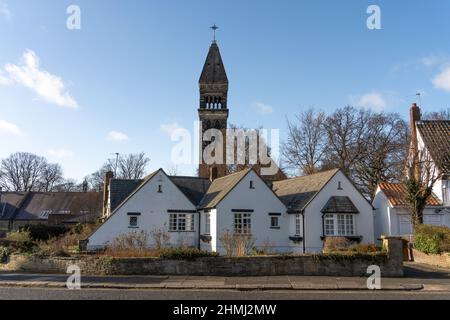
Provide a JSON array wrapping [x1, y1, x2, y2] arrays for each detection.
[[324, 214, 355, 236]]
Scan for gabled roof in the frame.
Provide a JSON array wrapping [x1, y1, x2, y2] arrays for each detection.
[[199, 42, 228, 85], [0, 191, 102, 221], [0, 192, 27, 220], [272, 169, 340, 211], [321, 196, 359, 214], [378, 182, 442, 207], [110, 179, 144, 212], [416, 120, 450, 174], [169, 176, 211, 206], [198, 168, 252, 209]]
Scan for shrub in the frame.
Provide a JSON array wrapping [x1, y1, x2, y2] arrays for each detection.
[[414, 225, 450, 254], [6, 230, 31, 242], [323, 237, 351, 253], [348, 244, 381, 253], [36, 223, 98, 257], [219, 230, 256, 257], [0, 246, 9, 263], [21, 224, 68, 242], [104, 231, 155, 257], [159, 247, 218, 260], [150, 226, 171, 250]]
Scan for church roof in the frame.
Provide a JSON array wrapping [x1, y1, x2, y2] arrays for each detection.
[[199, 42, 228, 85]]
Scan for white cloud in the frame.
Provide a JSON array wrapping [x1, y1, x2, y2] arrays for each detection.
[[432, 67, 450, 92], [0, 119, 23, 136], [160, 122, 182, 137], [355, 92, 386, 111], [253, 102, 273, 114], [421, 54, 450, 68], [0, 3, 11, 21], [0, 70, 12, 85], [107, 131, 129, 142], [1, 50, 78, 108], [47, 148, 74, 159]]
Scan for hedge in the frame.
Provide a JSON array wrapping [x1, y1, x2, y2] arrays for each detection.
[[414, 224, 450, 254]]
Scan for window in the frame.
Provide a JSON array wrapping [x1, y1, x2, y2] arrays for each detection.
[[325, 214, 355, 236], [324, 214, 334, 236], [295, 214, 302, 236], [169, 213, 195, 232], [234, 213, 251, 234], [338, 181, 343, 190], [59, 210, 71, 214], [249, 181, 255, 189], [205, 213, 211, 235], [129, 216, 138, 228], [157, 185, 162, 193], [39, 210, 52, 218], [270, 216, 279, 228], [443, 180, 449, 205]]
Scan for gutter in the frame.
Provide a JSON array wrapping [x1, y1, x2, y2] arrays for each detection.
[[302, 210, 306, 253]]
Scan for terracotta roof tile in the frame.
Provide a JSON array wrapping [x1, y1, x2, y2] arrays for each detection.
[[379, 182, 441, 207]]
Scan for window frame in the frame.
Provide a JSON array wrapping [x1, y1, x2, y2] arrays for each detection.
[[324, 213, 355, 237], [169, 213, 195, 232], [295, 214, 302, 236], [204, 212, 211, 235], [270, 216, 279, 229], [129, 215, 139, 228], [234, 212, 252, 235]]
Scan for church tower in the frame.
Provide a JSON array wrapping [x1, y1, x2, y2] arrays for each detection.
[[198, 34, 229, 180]]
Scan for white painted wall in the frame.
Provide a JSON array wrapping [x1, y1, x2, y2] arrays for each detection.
[[213, 170, 289, 255], [303, 171, 375, 253], [373, 188, 450, 238], [87, 170, 198, 250]]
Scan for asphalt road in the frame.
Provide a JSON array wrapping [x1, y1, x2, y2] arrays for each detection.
[[0, 287, 449, 300]]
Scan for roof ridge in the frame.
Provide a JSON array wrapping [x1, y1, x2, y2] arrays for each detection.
[[275, 168, 339, 183]]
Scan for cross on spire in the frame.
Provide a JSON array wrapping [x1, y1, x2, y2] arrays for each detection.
[[210, 24, 219, 42]]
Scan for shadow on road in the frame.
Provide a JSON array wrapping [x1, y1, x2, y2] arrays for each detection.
[[404, 262, 450, 279]]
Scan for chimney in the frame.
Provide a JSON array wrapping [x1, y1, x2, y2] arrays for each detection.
[[410, 103, 421, 180], [102, 171, 114, 217], [209, 167, 218, 182]]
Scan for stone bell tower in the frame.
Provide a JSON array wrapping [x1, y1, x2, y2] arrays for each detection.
[[198, 29, 229, 180]]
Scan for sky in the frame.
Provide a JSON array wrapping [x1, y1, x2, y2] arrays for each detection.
[[1, 0, 450, 181]]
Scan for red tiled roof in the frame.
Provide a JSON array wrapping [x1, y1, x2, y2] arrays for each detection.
[[379, 182, 441, 207]]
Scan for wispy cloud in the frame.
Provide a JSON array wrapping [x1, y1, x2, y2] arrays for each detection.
[[432, 67, 450, 92], [253, 102, 273, 114], [353, 92, 386, 111], [47, 148, 74, 159], [0, 50, 78, 108], [160, 121, 182, 137], [0, 119, 23, 136], [107, 131, 129, 142], [0, 2, 12, 21]]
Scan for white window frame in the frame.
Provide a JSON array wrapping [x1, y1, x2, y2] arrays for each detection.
[[234, 213, 252, 234], [295, 214, 302, 236], [324, 214, 355, 236], [129, 216, 139, 228], [270, 216, 279, 228], [443, 180, 449, 205], [169, 213, 195, 232], [204, 213, 211, 235]]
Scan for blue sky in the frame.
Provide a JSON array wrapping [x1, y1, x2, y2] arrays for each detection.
[[1, 0, 450, 180]]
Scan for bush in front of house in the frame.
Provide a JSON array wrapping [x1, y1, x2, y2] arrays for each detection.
[[414, 225, 450, 255], [159, 247, 219, 260], [20, 224, 69, 242], [0, 246, 9, 263]]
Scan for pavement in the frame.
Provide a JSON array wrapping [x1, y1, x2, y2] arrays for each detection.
[[0, 262, 449, 292]]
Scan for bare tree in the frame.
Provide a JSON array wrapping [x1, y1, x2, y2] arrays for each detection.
[[282, 108, 327, 175], [422, 109, 450, 120], [352, 112, 409, 199], [0, 152, 63, 192], [117, 153, 150, 179], [321, 106, 371, 176], [88, 153, 150, 190]]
